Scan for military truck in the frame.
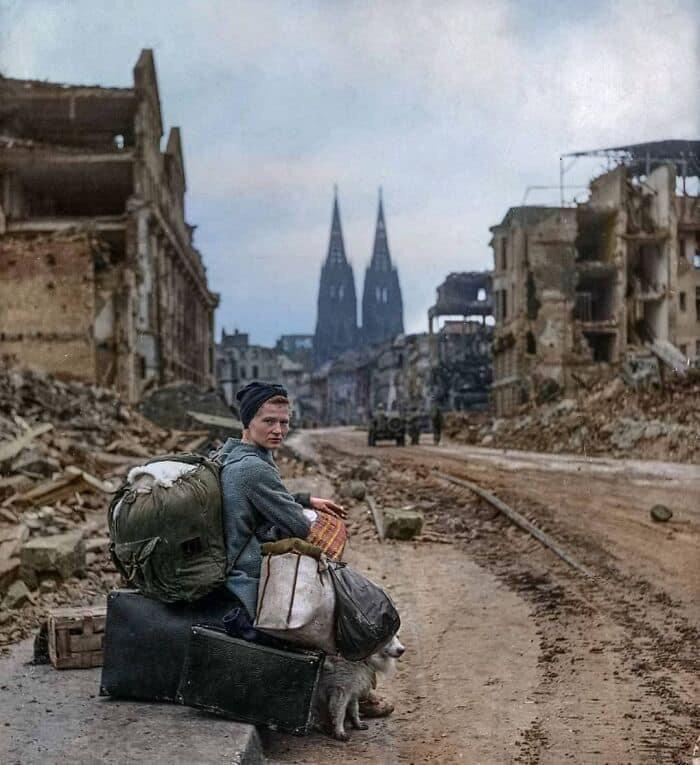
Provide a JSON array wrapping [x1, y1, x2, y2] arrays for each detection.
[[368, 411, 406, 447]]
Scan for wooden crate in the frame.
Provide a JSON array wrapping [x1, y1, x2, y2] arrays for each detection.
[[48, 605, 107, 669]]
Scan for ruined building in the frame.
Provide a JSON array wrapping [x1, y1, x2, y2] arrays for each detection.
[[361, 192, 404, 346], [0, 50, 218, 403], [313, 192, 358, 367], [428, 272, 493, 410], [490, 141, 700, 416]]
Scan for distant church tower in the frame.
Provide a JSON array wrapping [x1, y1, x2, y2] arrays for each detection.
[[313, 190, 358, 367], [361, 190, 404, 346]]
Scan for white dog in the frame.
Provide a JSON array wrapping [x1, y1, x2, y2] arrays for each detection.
[[314, 635, 405, 741]]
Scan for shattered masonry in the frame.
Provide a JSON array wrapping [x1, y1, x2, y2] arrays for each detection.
[[490, 148, 700, 416], [0, 49, 219, 403]]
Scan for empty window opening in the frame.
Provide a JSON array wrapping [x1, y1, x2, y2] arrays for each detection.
[[694, 250, 700, 269], [252, 365, 259, 378], [576, 209, 616, 262], [500, 238, 507, 270], [477, 288, 486, 301], [679, 344, 688, 357], [583, 332, 615, 362], [240, 366, 246, 379], [575, 271, 615, 321], [114, 134, 125, 150], [696, 287, 700, 321], [635, 244, 664, 293], [680, 292, 687, 312], [526, 331, 536, 355]]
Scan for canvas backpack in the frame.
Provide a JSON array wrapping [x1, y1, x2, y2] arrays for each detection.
[[108, 453, 228, 603]]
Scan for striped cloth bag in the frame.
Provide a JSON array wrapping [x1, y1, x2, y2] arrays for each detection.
[[306, 512, 347, 561]]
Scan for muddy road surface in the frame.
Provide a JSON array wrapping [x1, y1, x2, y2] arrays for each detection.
[[265, 428, 699, 764]]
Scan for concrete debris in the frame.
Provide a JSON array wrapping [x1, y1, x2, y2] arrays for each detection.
[[2, 580, 32, 610], [0, 364, 237, 650], [446, 373, 700, 464], [20, 532, 86, 590], [340, 480, 367, 501], [382, 507, 424, 540], [354, 458, 382, 481], [137, 382, 239, 441]]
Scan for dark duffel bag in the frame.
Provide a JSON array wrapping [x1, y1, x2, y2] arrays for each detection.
[[328, 562, 401, 661], [100, 588, 232, 702], [177, 625, 323, 735]]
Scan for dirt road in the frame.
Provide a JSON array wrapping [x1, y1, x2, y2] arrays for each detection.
[[266, 429, 699, 764]]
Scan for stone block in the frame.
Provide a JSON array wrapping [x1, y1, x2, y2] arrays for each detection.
[[354, 458, 382, 481], [20, 531, 85, 589], [382, 507, 424, 540], [3, 579, 32, 609], [341, 480, 367, 501]]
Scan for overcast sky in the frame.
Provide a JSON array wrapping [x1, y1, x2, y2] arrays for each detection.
[[1, 0, 698, 345]]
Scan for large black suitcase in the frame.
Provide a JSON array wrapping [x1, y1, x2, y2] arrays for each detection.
[[177, 625, 323, 735], [100, 588, 232, 702]]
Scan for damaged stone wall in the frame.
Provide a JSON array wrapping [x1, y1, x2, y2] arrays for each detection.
[[0, 234, 96, 378]]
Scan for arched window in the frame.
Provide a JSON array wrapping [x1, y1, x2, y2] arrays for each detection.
[[376, 286, 381, 302], [382, 287, 388, 303], [338, 284, 344, 300]]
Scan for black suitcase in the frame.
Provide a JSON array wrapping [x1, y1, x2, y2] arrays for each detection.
[[100, 588, 232, 702], [177, 625, 323, 735]]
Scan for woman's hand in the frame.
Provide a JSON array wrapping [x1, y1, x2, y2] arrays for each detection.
[[310, 496, 347, 519]]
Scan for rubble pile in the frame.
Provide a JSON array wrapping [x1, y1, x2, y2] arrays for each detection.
[[0, 366, 218, 649], [445, 374, 700, 463]]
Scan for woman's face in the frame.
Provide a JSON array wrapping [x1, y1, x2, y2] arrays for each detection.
[[246, 401, 290, 450]]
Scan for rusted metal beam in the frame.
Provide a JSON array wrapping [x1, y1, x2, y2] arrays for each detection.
[[366, 494, 385, 542]]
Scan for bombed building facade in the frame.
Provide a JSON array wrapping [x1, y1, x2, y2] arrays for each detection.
[[0, 50, 218, 403], [428, 271, 493, 411], [490, 141, 700, 416]]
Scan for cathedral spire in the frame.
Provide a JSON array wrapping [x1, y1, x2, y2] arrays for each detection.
[[370, 189, 391, 272], [361, 191, 404, 346], [326, 186, 348, 266], [314, 190, 358, 367]]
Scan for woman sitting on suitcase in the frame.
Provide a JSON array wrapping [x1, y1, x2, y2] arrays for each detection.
[[219, 381, 345, 636]]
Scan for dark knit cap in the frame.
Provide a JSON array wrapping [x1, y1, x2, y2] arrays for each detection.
[[236, 381, 288, 427]]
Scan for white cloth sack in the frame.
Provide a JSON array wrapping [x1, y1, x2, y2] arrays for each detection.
[[254, 552, 336, 654]]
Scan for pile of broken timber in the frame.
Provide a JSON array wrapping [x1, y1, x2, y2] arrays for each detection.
[[0, 366, 225, 647]]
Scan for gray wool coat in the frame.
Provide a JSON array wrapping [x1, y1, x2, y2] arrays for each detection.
[[219, 438, 312, 617]]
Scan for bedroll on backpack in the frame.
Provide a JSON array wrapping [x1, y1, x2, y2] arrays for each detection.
[[108, 454, 227, 603]]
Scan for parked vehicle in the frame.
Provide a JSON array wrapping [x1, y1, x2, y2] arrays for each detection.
[[368, 412, 406, 446]]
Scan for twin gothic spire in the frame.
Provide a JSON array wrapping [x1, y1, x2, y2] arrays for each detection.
[[313, 188, 404, 367]]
